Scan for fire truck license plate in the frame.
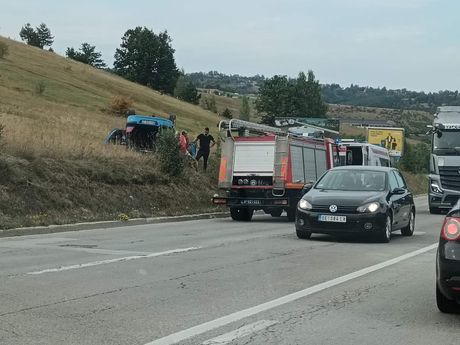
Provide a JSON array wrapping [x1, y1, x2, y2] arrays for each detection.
[[318, 215, 347, 223], [241, 199, 262, 205]]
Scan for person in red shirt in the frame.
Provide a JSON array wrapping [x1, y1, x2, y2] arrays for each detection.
[[179, 130, 190, 154]]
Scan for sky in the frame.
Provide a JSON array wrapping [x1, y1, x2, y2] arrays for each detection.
[[1, 0, 460, 92]]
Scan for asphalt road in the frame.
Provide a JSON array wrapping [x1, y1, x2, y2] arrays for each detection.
[[0, 196, 459, 345]]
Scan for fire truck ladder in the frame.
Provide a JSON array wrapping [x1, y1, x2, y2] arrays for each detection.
[[218, 119, 286, 140]]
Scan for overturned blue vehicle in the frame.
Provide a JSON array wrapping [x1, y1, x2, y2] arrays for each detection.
[[105, 115, 175, 152]]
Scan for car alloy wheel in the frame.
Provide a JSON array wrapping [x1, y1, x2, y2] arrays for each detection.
[[401, 210, 415, 236], [379, 215, 392, 243]]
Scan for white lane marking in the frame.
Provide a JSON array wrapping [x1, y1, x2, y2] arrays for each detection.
[[145, 243, 438, 345], [201, 320, 278, 345], [26, 247, 201, 275]]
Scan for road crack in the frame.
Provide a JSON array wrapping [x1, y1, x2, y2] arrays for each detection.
[[0, 285, 141, 318]]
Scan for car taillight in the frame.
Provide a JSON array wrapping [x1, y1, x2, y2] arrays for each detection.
[[441, 217, 460, 241]]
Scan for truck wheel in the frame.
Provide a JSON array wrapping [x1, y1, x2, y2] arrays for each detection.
[[270, 209, 283, 217], [430, 207, 442, 215], [230, 207, 253, 221]]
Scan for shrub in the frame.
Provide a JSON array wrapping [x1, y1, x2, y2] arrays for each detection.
[[0, 42, 8, 59], [397, 142, 430, 174], [117, 213, 129, 221], [222, 108, 232, 119], [35, 80, 46, 95], [156, 129, 184, 177], [110, 95, 134, 116]]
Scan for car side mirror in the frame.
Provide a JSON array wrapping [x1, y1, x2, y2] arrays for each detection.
[[301, 181, 314, 195], [392, 187, 405, 195]]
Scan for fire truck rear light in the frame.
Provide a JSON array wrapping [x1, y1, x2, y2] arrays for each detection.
[[218, 158, 227, 183], [213, 198, 227, 205], [273, 199, 288, 205]]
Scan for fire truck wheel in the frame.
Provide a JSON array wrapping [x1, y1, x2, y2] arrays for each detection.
[[270, 209, 283, 217], [230, 207, 253, 221]]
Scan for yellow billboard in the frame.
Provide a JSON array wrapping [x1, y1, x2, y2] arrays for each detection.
[[366, 127, 405, 156]]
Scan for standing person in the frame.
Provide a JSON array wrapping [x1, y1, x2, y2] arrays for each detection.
[[194, 127, 216, 171], [179, 130, 189, 154]]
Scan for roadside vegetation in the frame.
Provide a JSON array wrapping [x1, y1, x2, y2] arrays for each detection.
[[188, 71, 460, 113]]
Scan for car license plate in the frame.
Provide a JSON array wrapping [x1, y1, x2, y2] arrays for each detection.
[[241, 199, 261, 205], [318, 215, 347, 223]]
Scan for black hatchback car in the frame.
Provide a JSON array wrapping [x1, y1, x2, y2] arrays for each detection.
[[436, 202, 460, 313], [295, 166, 415, 243]]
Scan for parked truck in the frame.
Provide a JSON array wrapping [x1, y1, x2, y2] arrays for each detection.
[[428, 106, 460, 213], [212, 119, 340, 221]]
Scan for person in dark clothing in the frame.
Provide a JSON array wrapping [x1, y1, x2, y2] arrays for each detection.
[[193, 127, 216, 171]]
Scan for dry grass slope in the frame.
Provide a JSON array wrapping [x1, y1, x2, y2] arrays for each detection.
[[0, 36, 222, 229], [0, 36, 221, 159]]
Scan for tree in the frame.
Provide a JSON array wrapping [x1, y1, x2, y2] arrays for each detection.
[[36, 23, 54, 48], [66, 43, 107, 68], [19, 23, 40, 47], [222, 108, 233, 119], [114, 27, 179, 94], [255, 75, 293, 125], [304, 70, 328, 117], [174, 75, 200, 104], [255, 71, 327, 125], [240, 96, 250, 121], [19, 23, 53, 49]]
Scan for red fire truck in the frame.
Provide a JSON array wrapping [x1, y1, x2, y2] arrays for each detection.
[[212, 119, 340, 221]]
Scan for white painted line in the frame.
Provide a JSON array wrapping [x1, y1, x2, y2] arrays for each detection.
[[27, 247, 200, 275], [145, 243, 438, 345], [201, 320, 278, 345]]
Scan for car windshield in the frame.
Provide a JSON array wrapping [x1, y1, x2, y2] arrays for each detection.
[[433, 130, 460, 155], [315, 170, 387, 191]]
